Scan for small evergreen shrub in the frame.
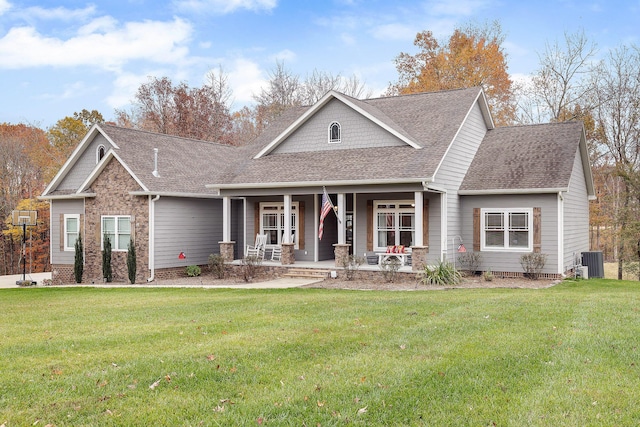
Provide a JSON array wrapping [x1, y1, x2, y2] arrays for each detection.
[[186, 265, 202, 277], [102, 235, 112, 282], [208, 254, 226, 279], [520, 253, 547, 280], [483, 269, 494, 282], [127, 238, 136, 284], [74, 233, 83, 284], [419, 260, 461, 286]]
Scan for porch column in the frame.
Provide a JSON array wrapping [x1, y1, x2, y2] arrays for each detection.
[[282, 194, 295, 264], [218, 196, 235, 262], [337, 193, 346, 244], [283, 194, 292, 243], [222, 196, 231, 242], [414, 191, 423, 246]]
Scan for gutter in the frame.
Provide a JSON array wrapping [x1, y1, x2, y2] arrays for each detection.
[[147, 194, 160, 282], [206, 176, 434, 190]]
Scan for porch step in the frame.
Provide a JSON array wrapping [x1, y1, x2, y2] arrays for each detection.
[[283, 268, 332, 280]]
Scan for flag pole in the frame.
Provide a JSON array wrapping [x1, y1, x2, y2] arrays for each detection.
[[323, 187, 341, 223]]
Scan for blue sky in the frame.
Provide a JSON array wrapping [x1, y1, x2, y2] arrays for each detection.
[[0, 0, 638, 128]]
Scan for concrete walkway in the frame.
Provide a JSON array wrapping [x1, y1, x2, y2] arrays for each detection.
[[0, 272, 319, 289]]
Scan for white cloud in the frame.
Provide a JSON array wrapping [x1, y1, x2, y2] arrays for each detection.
[[0, 0, 11, 15], [106, 72, 152, 109], [270, 49, 296, 62], [174, 0, 277, 14], [226, 57, 267, 106], [370, 23, 416, 41], [340, 32, 356, 46], [0, 17, 193, 71], [22, 5, 96, 22]]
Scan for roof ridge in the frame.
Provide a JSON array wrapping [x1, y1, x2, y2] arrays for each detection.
[[491, 121, 583, 130], [100, 123, 236, 148], [363, 86, 481, 102]]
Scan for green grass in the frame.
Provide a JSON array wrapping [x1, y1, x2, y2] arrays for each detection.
[[1, 280, 639, 426]]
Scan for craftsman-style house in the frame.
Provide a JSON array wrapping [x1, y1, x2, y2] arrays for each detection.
[[40, 87, 595, 284]]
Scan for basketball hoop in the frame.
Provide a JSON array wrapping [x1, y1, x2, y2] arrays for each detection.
[[11, 210, 38, 282]]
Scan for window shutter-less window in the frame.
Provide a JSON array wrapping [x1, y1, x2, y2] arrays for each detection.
[[473, 208, 480, 251], [533, 207, 541, 253]]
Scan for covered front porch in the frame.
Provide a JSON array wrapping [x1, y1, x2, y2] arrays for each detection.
[[214, 184, 448, 272]]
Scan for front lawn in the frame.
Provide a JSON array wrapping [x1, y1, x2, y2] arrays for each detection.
[[1, 279, 639, 426]]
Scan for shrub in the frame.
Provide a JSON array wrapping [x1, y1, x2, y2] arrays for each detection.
[[241, 256, 263, 282], [340, 255, 364, 281], [102, 235, 112, 282], [127, 238, 136, 284], [520, 252, 547, 280], [74, 233, 83, 284], [379, 258, 401, 283], [483, 269, 494, 282], [419, 260, 461, 286], [208, 254, 226, 279], [457, 252, 482, 275], [186, 265, 202, 277]]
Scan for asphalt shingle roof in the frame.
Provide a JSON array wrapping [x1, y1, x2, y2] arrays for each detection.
[[460, 121, 584, 191]]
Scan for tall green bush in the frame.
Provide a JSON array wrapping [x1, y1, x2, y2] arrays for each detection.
[[127, 238, 136, 284], [73, 233, 83, 283], [102, 235, 112, 282]]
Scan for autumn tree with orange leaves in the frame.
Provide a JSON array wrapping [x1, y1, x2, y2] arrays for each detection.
[[390, 22, 515, 126]]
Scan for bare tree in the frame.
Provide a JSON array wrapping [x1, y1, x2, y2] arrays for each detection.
[[516, 30, 598, 124], [591, 45, 640, 279]]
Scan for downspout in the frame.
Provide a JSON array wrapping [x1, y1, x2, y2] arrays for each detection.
[[147, 194, 160, 282], [558, 191, 564, 276]]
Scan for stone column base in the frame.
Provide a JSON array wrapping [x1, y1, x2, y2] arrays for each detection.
[[219, 241, 236, 263], [333, 244, 351, 267], [410, 246, 429, 271], [281, 243, 295, 265]]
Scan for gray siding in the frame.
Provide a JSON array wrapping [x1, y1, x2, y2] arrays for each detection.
[[434, 103, 487, 259], [563, 147, 590, 272], [272, 98, 406, 154], [58, 134, 115, 191], [154, 198, 222, 269], [460, 194, 559, 274], [51, 199, 84, 264]]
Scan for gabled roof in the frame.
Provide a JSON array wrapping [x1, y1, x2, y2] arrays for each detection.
[[41, 124, 241, 198], [212, 87, 490, 189], [459, 121, 596, 197]]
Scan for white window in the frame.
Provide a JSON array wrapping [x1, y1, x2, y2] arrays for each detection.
[[63, 214, 80, 251], [97, 144, 106, 163], [259, 202, 299, 248], [481, 208, 532, 251], [328, 122, 341, 143], [101, 215, 131, 251], [373, 200, 415, 250]]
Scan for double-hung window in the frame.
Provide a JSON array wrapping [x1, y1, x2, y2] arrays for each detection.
[[63, 214, 80, 251], [259, 203, 298, 248], [373, 201, 415, 250], [101, 215, 131, 251], [481, 208, 532, 251]]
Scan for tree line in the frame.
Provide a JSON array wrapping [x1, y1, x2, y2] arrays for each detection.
[[1, 22, 639, 279]]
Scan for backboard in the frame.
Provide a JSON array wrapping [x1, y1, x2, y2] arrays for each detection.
[[11, 210, 38, 226]]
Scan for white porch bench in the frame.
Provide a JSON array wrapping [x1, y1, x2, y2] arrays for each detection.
[[377, 252, 410, 266]]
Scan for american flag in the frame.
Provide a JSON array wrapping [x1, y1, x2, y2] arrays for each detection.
[[318, 191, 333, 240]]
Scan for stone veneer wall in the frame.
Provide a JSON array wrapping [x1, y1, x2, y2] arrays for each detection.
[[80, 158, 149, 284]]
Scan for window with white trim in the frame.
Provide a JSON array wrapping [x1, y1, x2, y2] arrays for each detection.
[[101, 215, 131, 251], [64, 214, 80, 251], [373, 200, 415, 250], [260, 202, 299, 248], [328, 122, 341, 143], [481, 208, 532, 251]]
